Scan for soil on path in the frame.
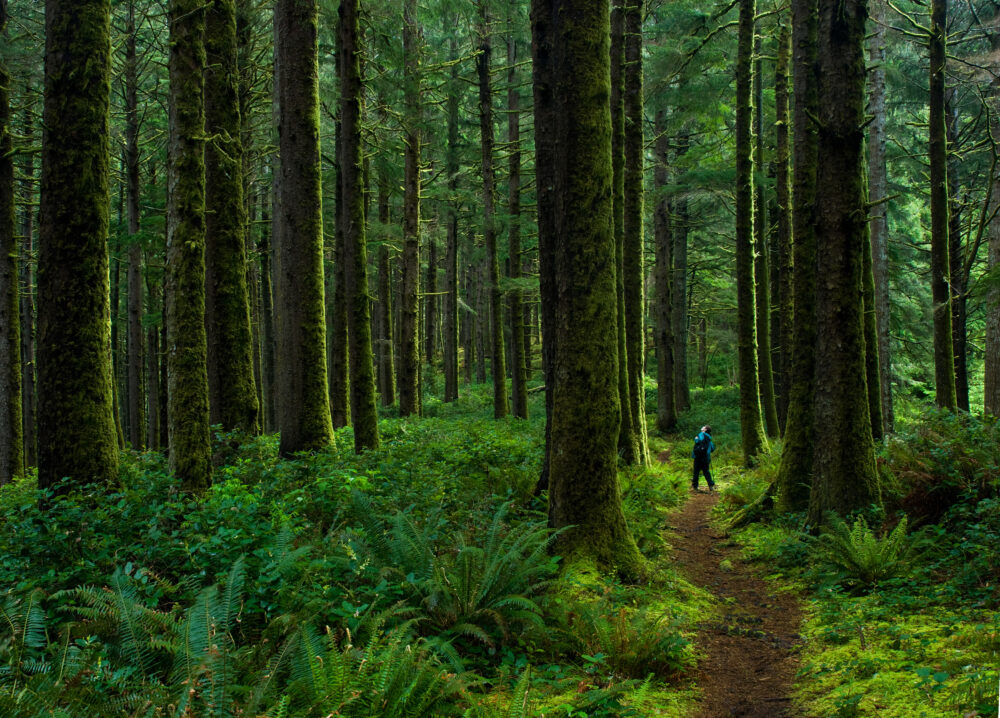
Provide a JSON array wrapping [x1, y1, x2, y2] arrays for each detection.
[[669, 484, 804, 717]]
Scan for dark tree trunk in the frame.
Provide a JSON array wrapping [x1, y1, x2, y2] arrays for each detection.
[[19, 120, 36, 469], [929, 0, 957, 410], [166, 0, 212, 489], [398, 0, 421, 417], [808, 0, 878, 524], [987, 24, 1000, 418], [259, 195, 275, 431], [863, 217, 883, 441], [775, 22, 792, 432], [377, 179, 396, 405], [735, 0, 767, 465], [775, 0, 818, 513], [330, 115, 350, 429], [205, 0, 258, 433], [532, 0, 642, 578], [654, 109, 676, 434], [125, 0, 145, 450], [867, 0, 893, 432], [339, 0, 379, 451], [444, 35, 460, 404], [508, 29, 528, 419], [672, 134, 691, 412], [273, 0, 334, 453], [946, 95, 969, 412], [425, 240, 437, 365], [37, 0, 119, 490], [623, 0, 647, 462]]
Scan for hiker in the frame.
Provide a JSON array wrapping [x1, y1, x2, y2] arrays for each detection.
[[692, 425, 715, 492]]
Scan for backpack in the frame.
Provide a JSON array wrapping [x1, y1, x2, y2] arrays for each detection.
[[693, 434, 710, 461]]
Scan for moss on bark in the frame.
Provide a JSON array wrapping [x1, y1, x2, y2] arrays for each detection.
[[37, 0, 119, 490], [653, 109, 676, 434]]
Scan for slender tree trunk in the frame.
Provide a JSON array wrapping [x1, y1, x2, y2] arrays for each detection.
[[124, 0, 145, 450], [273, 0, 334, 453], [205, 0, 258, 433], [37, 0, 119, 490], [946, 94, 969, 412], [330, 115, 350, 428], [672, 133, 691, 412], [867, 0, 893, 432], [478, 4, 509, 419], [929, 0, 957, 410], [110, 244, 124, 449], [533, 0, 642, 577], [166, 0, 212, 489], [736, 0, 767, 465], [444, 35, 460, 404], [425, 240, 438, 365], [776, 0, 818, 512], [863, 213, 883, 441], [340, 0, 379, 451], [753, 37, 779, 438], [377, 179, 396, 406], [19, 121, 36, 469], [986, 25, 1000, 418], [0, 4, 23, 483], [623, 0, 647, 462], [259, 194, 275, 431], [654, 109, 676, 434], [775, 22, 792, 433], [808, 0, 878, 524], [508, 29, 528, 419]]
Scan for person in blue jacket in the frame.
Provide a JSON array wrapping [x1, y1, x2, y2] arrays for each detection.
[[691, 425, 715, 492]]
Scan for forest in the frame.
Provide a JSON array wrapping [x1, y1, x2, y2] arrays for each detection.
[[1, 0, 999, 715]]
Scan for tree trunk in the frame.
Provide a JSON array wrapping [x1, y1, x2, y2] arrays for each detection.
[[330, 116, 350, 429], [863, 215, 883, 441], [125, 0, 145, 450], [929, 0, 957, 410], [398, 0, 421, 417], [508, 30, 528, 419], [736, 0, 767, 465], [19, 120, 36, 469], [946, 94, 969, 412], [775, 22, 792, 433], [37, 0, 119, 490], [205, 0, 258, 433], [377, 179, 396, 406], [478, 5, 509, 420], [623, 0, 647, 462], [867, 0, 893, 432], [752, 37, 779, 439], [986, 24, 1000, 418], [808, 0, 878, 524], [259, 195, 275, 431], [775, 0, 818, 513], [533, 0, 642, 578], [425, 240, 438, 366], [166, 0, 212, 489], [654, 109, 676, 434], [672, 133, 691, 412], [273, 0, 334, 453], [444, 35, 460, 404], [0, 5, 23, 483], [340, 0, 379, 451]]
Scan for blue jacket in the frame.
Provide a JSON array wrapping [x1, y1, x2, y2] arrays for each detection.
[[692, 431, 715, 463]]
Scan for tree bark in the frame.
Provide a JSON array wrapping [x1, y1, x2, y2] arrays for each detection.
[[19, 119, 36, 469], [340, 0, 379, 451], [444, 35, 460, 404], [398, 0, 421, 417], [736, 0, 767, 465], [377, 178, 396, 406], [672, 133, 691, 412], [986, 24, 1000, 419], [946, 94, 969, 412], [929, 0, 957, 410], [273, 0, 334, 453], [125, 0, 145, 450], [205, 0, 258, 433], [508, 29, 528, 419], [37, 0, 119, 490], [867, 0, 893, 432], [654, 109, 676, 434], [259, 194, 275, 431], [330, 112, 350, 429], [808, 0, 878, 524], [863, 214, 883, 441], [775, 22, 792, 433], [166, 0, 212, 489]]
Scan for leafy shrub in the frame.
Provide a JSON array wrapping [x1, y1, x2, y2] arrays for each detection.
[[814, 515, 918, 591]]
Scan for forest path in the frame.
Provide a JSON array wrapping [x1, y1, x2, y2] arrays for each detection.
[[667, 477, 804, 717]]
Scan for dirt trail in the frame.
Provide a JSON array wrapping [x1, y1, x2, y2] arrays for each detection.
[[670, 487, 804, 717]]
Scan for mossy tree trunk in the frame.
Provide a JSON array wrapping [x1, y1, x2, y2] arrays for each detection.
[[775, 0, 818, 513], [124, 0, 145, 450], [377, 178, 396, 406], [672, 131, 691, 413], [0, 1, 23, 484], [339, 0, 379, 452], [398, 0, 421, 417], [735, 0, 767, 466], [478, 4, 509, 420], [508, 28, 528, 420], [444, 35, 460, 404], [654, 109, 676, 434], [533, 0, 643, 578], [753, 37, 779, 439], [623, 0, 648, 463], [205, 0, 258, 434], [808, 0, 878, 524], [37, 0, 119, 490], [867, 0, 894, 433], [166, 0, 212, 490], [273, 0, 334, 454], [929, 0, 957, 410], [774, 22, 792, 433], [986, 27, 1000, 418], [611, 0, 638, 463]]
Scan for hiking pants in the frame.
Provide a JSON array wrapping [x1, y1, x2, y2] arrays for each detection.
[[692, 459, 714, 489]]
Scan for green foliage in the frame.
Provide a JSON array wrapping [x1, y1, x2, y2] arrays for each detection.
[[814, 515, 918, 592]]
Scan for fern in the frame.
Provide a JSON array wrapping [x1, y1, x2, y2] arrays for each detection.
[[0, 590, 48, 694], [815, 514, 917, 590]]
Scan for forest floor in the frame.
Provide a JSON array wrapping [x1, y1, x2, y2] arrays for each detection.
[[668, 474, 805, 717]]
